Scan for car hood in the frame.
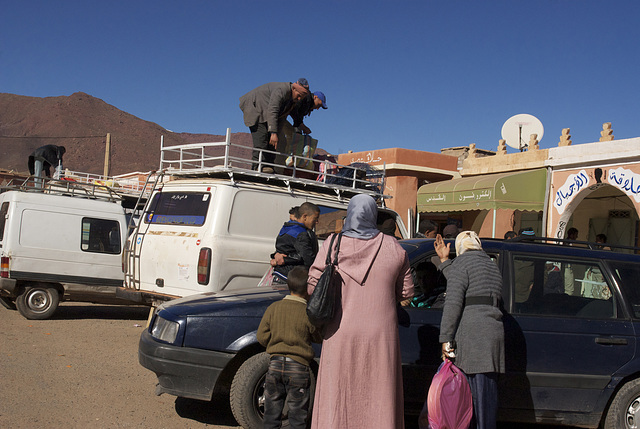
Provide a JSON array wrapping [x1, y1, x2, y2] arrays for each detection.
[[157, 287, 286, 318]]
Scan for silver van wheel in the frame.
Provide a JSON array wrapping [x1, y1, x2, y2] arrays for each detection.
[[16, 285, 60, 320], [605, 378, 640, 429]]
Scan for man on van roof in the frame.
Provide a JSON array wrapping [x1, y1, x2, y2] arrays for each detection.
[[271, 202, 320, 284], [239, 80, 310, 173]]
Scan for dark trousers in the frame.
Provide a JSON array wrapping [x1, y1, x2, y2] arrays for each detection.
[[263, 357, 311, 429], [249, 123, 275, 170], [466, 372, 499, 429]]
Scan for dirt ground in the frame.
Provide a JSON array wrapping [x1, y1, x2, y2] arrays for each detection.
[[0, 301, 241, 429]]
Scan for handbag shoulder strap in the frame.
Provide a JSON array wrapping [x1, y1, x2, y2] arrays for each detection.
[[325, 233, 337, 265], [327, 233, 342, 266]]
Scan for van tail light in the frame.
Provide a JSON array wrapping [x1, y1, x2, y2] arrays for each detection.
[[1, 256, 9, 278], [197, 248, 212, 285]]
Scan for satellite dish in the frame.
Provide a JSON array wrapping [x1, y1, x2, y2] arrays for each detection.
[[501, 114, 544, 151]]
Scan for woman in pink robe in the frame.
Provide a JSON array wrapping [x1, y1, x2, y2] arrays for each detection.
[[308, 194, 414, 429]]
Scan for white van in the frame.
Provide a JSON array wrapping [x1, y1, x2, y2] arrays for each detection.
[[0, 179, 131, 319], [117, 129, 408, 306]]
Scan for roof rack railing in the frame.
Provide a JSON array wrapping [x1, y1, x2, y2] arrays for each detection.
[[0, 176, 127, 203], [61, 170, 154, 197], [159, 128, 388, 199]]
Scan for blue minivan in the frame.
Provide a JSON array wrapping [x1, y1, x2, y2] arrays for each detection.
[[139, 238, 640, 429]]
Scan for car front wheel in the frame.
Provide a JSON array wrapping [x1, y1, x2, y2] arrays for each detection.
[[230, 352, 272, 429], [605, 378, 640, 429], [229, 352, 316, 429], [16, 285, 60, 320]]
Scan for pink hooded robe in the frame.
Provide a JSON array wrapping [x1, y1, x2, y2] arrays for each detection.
[[308, 231, 414, 429]]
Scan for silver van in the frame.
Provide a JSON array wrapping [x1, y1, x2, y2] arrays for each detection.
[[118, 129, 408, 306]]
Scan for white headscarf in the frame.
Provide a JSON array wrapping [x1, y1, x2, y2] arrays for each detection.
[[455, 230, 482, 255], [341, 194, 380, 240]]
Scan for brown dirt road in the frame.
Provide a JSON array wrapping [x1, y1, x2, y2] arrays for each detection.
[[0, 301, 240, 429]]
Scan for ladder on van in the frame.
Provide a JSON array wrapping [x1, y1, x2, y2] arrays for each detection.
[[122, 171, 165, 291]]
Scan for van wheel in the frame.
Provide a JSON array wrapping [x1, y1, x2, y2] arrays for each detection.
[[16, 286, 60, 320], [604, 378, 640, 429], [230, 352, 273, 429]]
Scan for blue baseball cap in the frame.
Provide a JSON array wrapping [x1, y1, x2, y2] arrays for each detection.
[[314, 91, 328, 109], [296, 78, 309, 89]]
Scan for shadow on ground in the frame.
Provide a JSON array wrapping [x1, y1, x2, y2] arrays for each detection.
[[174, 393, 239, 427], [51, 303, 151, 321]]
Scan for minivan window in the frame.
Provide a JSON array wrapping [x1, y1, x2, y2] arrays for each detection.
[[0, 202, 8, 241], [81, 218, 121, 254], [145, 192, 211, 226], [512, 255, 615, 319]]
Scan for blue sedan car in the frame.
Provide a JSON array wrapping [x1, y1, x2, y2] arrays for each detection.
[[139, 238, 640, 429]]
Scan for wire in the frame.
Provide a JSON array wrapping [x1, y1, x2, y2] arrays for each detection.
[[0, 135, 104, 139]]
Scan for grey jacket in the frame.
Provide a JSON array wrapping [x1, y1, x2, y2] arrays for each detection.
[[438, 250, 505, 374], [239, 82, 294, 133]]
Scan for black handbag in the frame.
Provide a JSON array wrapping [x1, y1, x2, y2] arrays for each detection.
[[307, 233, 342, 327]]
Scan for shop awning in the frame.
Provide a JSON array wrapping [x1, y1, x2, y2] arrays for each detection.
[[417, 168, 547, 213]]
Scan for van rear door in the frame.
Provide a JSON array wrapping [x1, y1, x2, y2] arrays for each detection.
[[135, 190, 214, 298]]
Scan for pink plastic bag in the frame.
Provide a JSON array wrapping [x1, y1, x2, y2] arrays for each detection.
[[418, 360, 473, 429]]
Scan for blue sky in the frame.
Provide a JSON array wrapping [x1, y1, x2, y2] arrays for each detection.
[[2, 1, 639, 156]]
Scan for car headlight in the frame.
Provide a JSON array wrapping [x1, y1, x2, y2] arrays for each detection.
[[150, 315, 179, 343]]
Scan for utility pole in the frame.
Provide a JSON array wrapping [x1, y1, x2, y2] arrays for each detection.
[[103, 133, 111, 178]]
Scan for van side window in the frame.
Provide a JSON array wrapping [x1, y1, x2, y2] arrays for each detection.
[[145, 192, 211, 226], [0, 202, 8, 241], [512, 255, 615, 319], [82, 218, 121, 254]]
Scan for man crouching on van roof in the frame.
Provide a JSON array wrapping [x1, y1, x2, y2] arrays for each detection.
[[271, 203, 320, 284], [239, 79, 310, 173]]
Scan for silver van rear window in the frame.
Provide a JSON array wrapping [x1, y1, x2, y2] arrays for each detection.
[[145, 192, 211, 226]]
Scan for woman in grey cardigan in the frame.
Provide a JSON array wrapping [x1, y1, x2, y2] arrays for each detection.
[[435, 231, 504, 429]]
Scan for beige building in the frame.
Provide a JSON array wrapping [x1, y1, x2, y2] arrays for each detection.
[[417, 123, 640, 247]]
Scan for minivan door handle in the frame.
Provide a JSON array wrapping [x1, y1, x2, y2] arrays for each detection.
[[595, 337, 628, 346]]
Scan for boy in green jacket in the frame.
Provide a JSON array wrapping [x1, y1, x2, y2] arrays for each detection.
[[257, 266, 321, 429]]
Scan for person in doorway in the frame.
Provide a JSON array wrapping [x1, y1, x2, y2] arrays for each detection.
[[270, 202, 320, 284], [595, 233, 611, 250], [239, 80, 309, 172], [308, 194, 414, 429], [503, 230, 517, 240], [257, 266, 322, 429], [435, 231, 505, 429]]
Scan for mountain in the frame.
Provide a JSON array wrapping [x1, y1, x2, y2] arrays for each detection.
[[0, 92, 255, 176]]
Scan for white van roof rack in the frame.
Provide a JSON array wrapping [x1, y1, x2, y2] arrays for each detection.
[[0, 176, 128, 203], [60, 170, 154, 198], [159, 128, 388, 201]]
